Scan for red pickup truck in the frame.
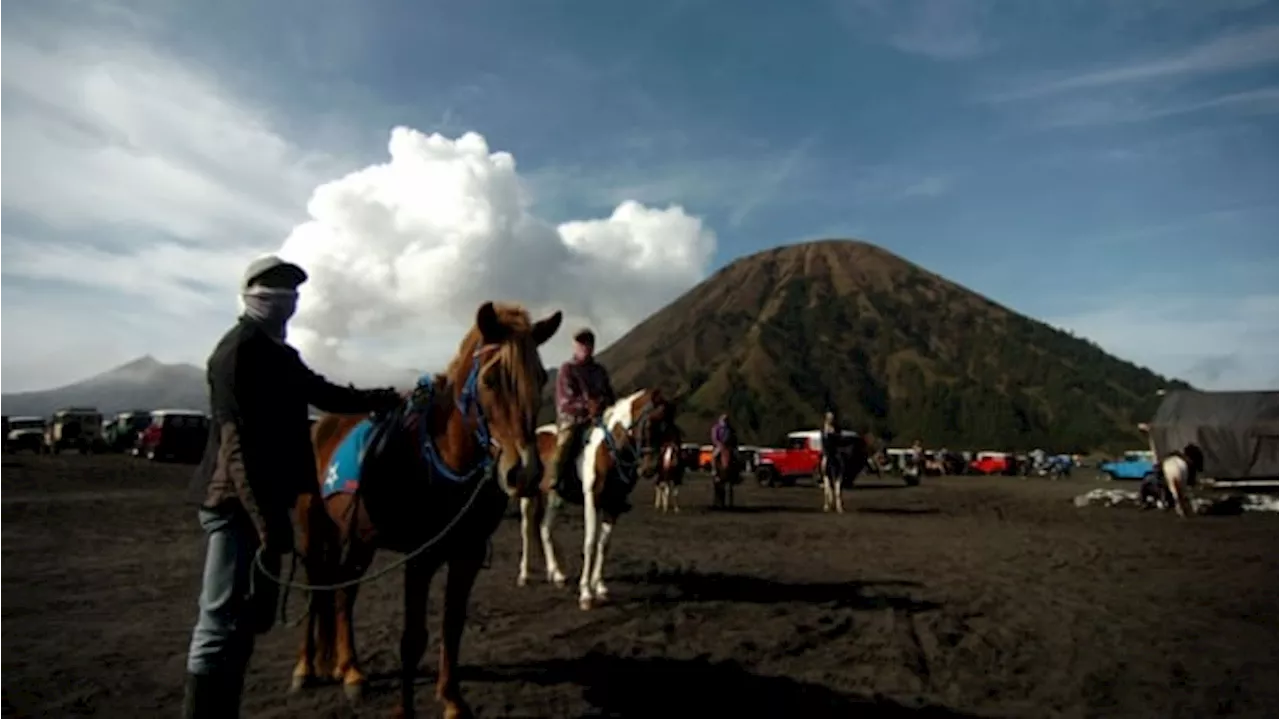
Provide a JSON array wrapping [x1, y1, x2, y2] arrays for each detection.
[[756, 430, 860, 487]]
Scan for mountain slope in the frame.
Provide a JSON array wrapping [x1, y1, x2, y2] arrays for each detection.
[[594, 240, 1190, 451], [1, 356, 208, 417], [2, 355, 432, 418]]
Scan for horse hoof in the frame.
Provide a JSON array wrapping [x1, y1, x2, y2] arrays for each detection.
[[288, 675, 309, 694], [517, 576, 528, 587], [442, 701, 474, 719], [579, 597, 593, 611], [343, 681, 364, 704]]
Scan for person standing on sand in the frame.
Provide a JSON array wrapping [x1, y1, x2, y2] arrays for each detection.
[[180, 256, 402, 718]]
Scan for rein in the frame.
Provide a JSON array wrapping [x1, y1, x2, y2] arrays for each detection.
[[252, 348, 501, 606], [596, 398, 664, 476]]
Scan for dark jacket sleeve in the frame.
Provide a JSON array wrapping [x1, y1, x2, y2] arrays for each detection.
[[597, 364, 617, 407], [288, 348, 396, 414]]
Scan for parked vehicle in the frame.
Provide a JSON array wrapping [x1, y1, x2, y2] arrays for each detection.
[[135, 409, 209, 463], [1098, 450, 1155, 482], [756, 429, 860, 487], [1025, 453, 1074, 480], [105, 410, 153, 452], [44, 408, 104, 454], [969, 451, 1011, 476], [678, 443, 701, 471], [5, 416, 47, 453]]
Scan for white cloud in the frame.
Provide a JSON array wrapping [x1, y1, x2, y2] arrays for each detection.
[[988, 25, 1278, 101], [834, 0, 992, 61], [1, 29, 330, 244], [0, 20, 333, 390], [1035, 88, 1277, 129], [1047, 293, 1280, 391], [278, 127, 717, 382]]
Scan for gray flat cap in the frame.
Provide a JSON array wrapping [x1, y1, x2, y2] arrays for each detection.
[[242, 255, 308, 290]]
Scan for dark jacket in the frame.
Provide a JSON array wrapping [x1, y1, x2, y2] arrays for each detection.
[[555, 357, 616, 422], [187, 318, 397, 540]]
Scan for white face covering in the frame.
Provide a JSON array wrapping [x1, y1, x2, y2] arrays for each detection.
[[241, 285, 299, 339]]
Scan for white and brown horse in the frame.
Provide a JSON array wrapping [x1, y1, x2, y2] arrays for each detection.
[[652, 430, 685, 514], [517, 388, 680, 609]]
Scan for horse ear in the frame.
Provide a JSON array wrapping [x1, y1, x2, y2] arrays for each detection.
[[475, 302, 508, 344], [532, 310, 563, 346]]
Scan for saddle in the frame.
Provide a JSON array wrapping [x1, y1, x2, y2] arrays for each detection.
[[554, 423, 635, 515], [321, 409, 404, 501]]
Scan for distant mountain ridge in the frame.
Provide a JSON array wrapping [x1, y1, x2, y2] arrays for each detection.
[[0, 356, 426, 418], [1, 356, 208, 417]]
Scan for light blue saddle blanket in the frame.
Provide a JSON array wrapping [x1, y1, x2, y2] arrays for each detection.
[[321, 419, 376, 499]]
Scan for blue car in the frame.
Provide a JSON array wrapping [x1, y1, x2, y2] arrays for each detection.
[[1099, 451, 1156, 481]]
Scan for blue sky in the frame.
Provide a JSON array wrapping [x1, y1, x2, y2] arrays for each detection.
[[2, 0, 1276, 392]]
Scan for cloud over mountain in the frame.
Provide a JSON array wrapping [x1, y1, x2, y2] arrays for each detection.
[[277, 127, 717, 381]]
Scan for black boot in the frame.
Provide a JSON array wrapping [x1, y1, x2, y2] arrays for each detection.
[[181, 672, 241, 719]]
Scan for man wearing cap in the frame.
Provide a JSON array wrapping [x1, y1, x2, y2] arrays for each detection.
[[546, 327, 617, 497], [181, 255, 402, 718]]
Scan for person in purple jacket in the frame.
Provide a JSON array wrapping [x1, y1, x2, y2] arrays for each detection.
[[546, 327, 617, 493], [710, 413, 736, 469]]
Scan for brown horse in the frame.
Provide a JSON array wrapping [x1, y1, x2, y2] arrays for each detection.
[[711, 443, 742, 509], [516, 388, 680, 609], [290, 301, 561, 719], [652, 429, 686, 514]]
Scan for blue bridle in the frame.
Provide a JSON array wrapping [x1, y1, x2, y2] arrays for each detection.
[[410, 349, 495, 484]]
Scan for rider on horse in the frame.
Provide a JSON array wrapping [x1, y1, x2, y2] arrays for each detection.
[[547, 327, 616, 496], [182, 255, 402, 718], [710, 413, 736, 469]]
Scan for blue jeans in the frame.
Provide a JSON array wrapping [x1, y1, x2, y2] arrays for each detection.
[[186, 508, 262, 676]]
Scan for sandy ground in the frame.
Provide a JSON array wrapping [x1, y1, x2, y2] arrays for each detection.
[[2, 454, 1276, 718]]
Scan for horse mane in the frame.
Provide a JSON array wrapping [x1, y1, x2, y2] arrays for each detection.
[[442, 302, 543, 411]]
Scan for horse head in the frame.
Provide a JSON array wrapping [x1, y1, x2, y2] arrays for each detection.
[[627, 388, 683, 479], [448, 301, 562, 496]]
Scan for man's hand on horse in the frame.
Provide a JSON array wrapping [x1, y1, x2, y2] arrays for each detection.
[[587, 399, 604, 418]]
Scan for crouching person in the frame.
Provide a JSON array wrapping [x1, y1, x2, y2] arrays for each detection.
[[181, 256, 401, 718]]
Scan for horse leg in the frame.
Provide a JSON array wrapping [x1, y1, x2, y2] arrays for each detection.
[[671, 482, 680, 513], [589, 514, 615, 603], [834, 473, 845, 514], [436, 546, 485, 719], [821, 474, 832, 512], [334, 544, 375, 702], [539, 494, 567, 587], [579, 493, 601, 610], [1165, 471, 1193, 518], [290, 599, 316, 693], [395, 559, 431, 719], [654, 481, 662, 510], [290, 500, 322, 694], [517, 496, 536, 587]]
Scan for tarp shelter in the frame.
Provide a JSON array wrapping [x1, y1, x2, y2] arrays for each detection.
[[1148, 390, 1279, 480]]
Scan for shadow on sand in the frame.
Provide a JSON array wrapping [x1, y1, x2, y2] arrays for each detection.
[[461, 652, 986, 718], [699, 504, 821, 515], [856, 506, 942, 516], [619, 569, 941, 613]]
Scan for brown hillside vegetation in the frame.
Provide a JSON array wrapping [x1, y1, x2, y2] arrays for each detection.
[[587, 240, 1188, 450]]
